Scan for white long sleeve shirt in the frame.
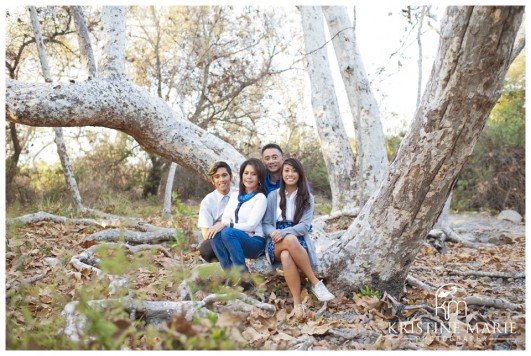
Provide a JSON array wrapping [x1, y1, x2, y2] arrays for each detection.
[[221, 191, 267, 237]]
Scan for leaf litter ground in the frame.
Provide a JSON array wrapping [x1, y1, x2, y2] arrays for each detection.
[[5, 212, 525, 350]]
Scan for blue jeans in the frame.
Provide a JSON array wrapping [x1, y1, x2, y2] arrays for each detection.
[[210, 228, 266, 273]]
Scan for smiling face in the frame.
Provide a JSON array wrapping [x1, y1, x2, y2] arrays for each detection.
[[262, 148, 284, 175], [211, 167, 231, 195], [242, 164, 259, 193], [282, 163, 299, 189]]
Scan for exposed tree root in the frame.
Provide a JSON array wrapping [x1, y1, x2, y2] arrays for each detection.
[[406, 275, 434, 292], [287, 335, 316, 350], [61, 297, 210, 341], [70, 242, 172, 277], [314, 301, 328, 319], [6, 273, 47, 290], [62, 292, 276, 342], [464, 296, 523, 311], [406, 275, 523, 311], [441, 226, 496, 249], [7, 210, 160, 231], [448, 270, 525, 279], [83, 228, 177, 245], [7, 211, 204, 244], [329, 327, 381, 341]]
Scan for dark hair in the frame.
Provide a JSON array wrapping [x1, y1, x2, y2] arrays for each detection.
[[279, 158, 310, 224], [239, 158, 266, 195], [208, 161, 232, 182], [261, 143, 283, 156]]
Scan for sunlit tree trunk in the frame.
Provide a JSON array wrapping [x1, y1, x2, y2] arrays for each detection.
[[322, 6, 388, 206], [71, 5, 97, 79], [162, 162, 177, 219], [299, 6, 359, 212], [321, 6, 524, 298]]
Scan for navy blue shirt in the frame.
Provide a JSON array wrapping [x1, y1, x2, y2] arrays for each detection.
[[264, 171, 280, 196]]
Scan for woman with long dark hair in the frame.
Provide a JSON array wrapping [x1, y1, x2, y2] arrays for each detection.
[[263, 158, 334, 320], [210, 158, 268, 285]]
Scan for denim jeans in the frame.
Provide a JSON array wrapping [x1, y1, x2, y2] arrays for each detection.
[[210, 228, 266, 273]]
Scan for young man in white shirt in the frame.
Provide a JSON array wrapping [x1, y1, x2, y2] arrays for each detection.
[[197, 161, 236, 262]]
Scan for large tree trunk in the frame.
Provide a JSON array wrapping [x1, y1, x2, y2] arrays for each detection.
[[322, 6, 388, 206], [6, 7, 245, 184], [299, 6, 359, 212], [321, 6, 524, 298]]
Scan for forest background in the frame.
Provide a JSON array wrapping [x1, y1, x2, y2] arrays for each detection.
[[2, 3, 526, 351], [4, 5, 525, 217]]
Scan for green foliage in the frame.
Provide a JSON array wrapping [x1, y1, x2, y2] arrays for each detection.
[[358, 285, 381, 298], [385, 130, 407, 161], [452, 54, 525, 215]]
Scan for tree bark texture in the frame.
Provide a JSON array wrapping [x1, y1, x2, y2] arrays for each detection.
[[71, 5, 97, 78], [299, 6, 359, 212], [321, 6, 524, 298], [322, 6, 389, 206]]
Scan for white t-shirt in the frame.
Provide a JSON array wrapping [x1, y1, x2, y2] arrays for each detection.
[[197, 188, 236, 228], [221, 191, 267, 237], [275, 189, 297, 222]]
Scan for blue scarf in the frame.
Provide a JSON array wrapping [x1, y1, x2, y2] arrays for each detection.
[[235, 190, 258, 223]]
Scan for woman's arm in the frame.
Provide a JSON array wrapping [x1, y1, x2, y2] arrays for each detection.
[[279, 194, 314, 237], [262, 192, 278, 237], [220, 192, 237, 226], [233, 194, 267, 232]]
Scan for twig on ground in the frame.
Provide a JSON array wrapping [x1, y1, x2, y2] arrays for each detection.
[[314, 301, 328, 319], [448, 270, 524, 279], [6, 273, 47, 290], [406, 275, 434, 292]]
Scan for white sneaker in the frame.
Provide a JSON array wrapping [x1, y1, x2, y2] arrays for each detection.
[[311, 280, 335, 302]]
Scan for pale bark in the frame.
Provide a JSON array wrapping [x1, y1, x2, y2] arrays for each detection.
[[98, 6, 126, 78], [29, 5, 85, 212], [416, 6, 426, 107], [511, 17, 525, 63], [299, 6, 359, 212], [162, 162, 177, 219], [433, 192, 451, 229], [53, 127, 85, 211], [321, 6, 524, 298], [8, 7, 245, 183], [322, 6, 388, 205], [71, 5, 97, 78]]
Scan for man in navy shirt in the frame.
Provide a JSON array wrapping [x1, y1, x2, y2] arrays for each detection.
[[261, 143, 284, 195]]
